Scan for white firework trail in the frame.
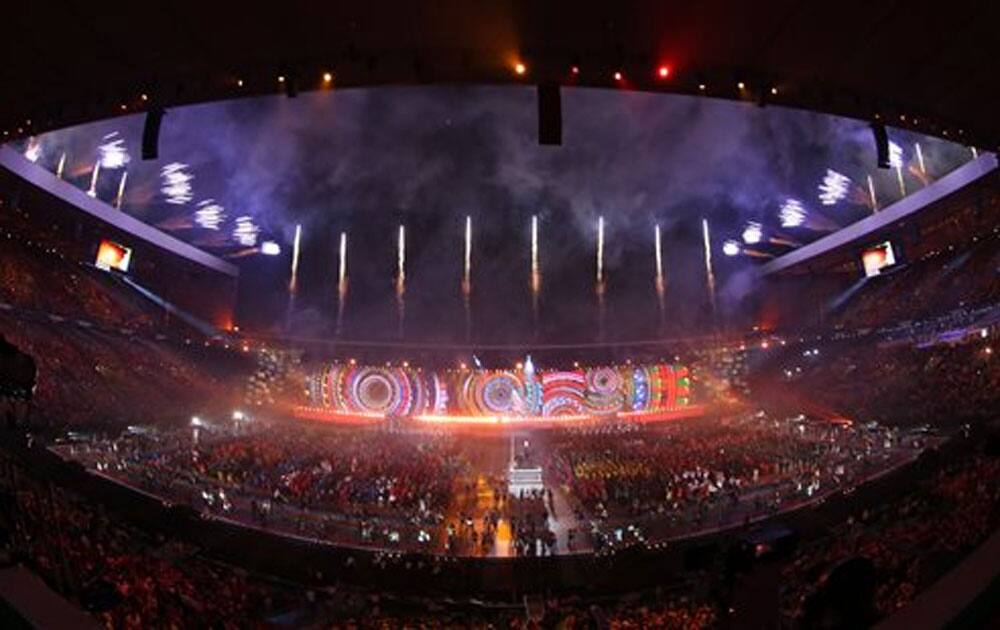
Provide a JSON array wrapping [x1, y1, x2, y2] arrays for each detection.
[[530, 215, 541, 337], [23, 138, 41, 163], [779, 198, 807, 228], [87, 161, 100, 197], [742, 221, 763, 245], [289, 224, 302, 294], [335, 231, 348, 337], [114, 171, 128, 209], [818, 169, 851, 206], [596, 215, 605, 284], [915, 143, 927, 175], [194, 199, 226, 230], [654, 223, 666, 331], [867, 175, 878, 212], [97, 132, 130, 169], [396, 224, 406, 338], [160, 163, 195, 205], [889, 141, 906, 196], [702, 218, 716, 316], [888, 141, 903, 169], [338, 231, 348, 292], [463, 215, 472, 293], [232, 215, 259, 246], [56, 153, 66, 179]]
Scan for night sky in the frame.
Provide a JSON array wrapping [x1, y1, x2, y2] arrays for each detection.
[[22, 86, 974, 343]]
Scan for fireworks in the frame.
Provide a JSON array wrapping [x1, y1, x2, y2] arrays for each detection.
[[232, 215, 259, 246], [818, 169, 851, 206], [338, 231, 348, 291], [530, 215, 540, 292], [723, 239, 741, 257], [867, 175, 878, 212], [596, 215, 605, 284], [194, 199, 226, 230], [289, 224, 302, 294], [742, 222, 763, 245], [654, 223, 664, 285], [779, 198, 807, 228], [888, 141, 907, 197], [98, 132, 130, 169], [916, 143, 927, 175], [160, 163, 195, 204], [702, 218, 716, 315], [87, 161, 100, 197], [56, 152, 66, 179], [23, 138, 41, 163], [463, 215, 472, 293], [114, 171, 128, 210], [396, 224, 406, 338], [888, 141, 903, 169], [260, 241, 281, 256]]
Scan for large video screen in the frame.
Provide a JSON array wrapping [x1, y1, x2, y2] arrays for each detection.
[[307, 363, 691, 419], [95, 239, 132, 272], [861, 241, 896, 277]]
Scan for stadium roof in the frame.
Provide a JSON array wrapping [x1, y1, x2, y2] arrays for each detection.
[[2, 2, 999, 148]]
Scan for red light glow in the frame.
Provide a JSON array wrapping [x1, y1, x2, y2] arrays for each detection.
[[658, 65, 670, 78]]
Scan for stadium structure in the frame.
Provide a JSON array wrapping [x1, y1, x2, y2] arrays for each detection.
[[0, 3, 999, 628]]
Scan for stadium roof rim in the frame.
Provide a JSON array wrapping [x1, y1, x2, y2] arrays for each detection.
[[0, 146, 238, 277], [759, 152, 999, 276], [1, 2, 998, 148]]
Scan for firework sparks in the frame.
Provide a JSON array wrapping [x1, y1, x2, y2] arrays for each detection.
[[335, 231, 348, 336], [867, 175, 878, 212], [23, 138, 41, 163], [194, 199, 226, 230], [396, 224, 406, 293], [463, 215, 472, 294], [888, 141, 903, 169], [114, 171, 128, 209], [97, 132, 130, 169], [396, 224, 406, 338], [87, 161, 100, 197], [654, 224, 664, 286], [596, 215, 605, 284], [779, 198, 807, 228], [971, 146, 979, 159], [338, 231, 348, 292], [723, 239, 741, 256], [56, 152, 66, 179], [889, 141, 906, 196], [915, 143, 927, 175], [289, 224, 302, 294], [702, 218, 716, 316], [654, 223, 666, 330], [232, 215, 259, 246], [160, 163, 194, 205], [742, 222, 763, 245], [818, 169, 851, 206], [530, 215, 540, 292]]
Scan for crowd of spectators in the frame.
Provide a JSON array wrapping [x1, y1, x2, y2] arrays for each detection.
[[832, 234, 1000, 331], [0, 448, 308, 628], [782, 450, 1000, 624], [546, 412, 917, 545], [775, 332, 999, 428]]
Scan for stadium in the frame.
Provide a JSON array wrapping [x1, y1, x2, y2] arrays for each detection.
[[1, 3, 999, 628]]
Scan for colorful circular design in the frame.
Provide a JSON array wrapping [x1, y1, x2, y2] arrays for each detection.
[[586, 367, 622, 395]]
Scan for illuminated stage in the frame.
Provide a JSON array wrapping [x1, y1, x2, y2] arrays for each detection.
[[299, 361, 697, 427], [292, 404, 707, 428]]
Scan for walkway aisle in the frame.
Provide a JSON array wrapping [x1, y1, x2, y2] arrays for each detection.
[[545, 482, 593, 554]]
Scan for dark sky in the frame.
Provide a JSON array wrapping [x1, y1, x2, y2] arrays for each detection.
[[24, 86, 974, 343]]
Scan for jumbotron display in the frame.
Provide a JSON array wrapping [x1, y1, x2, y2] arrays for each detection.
[[305, 362, 691, 420]]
